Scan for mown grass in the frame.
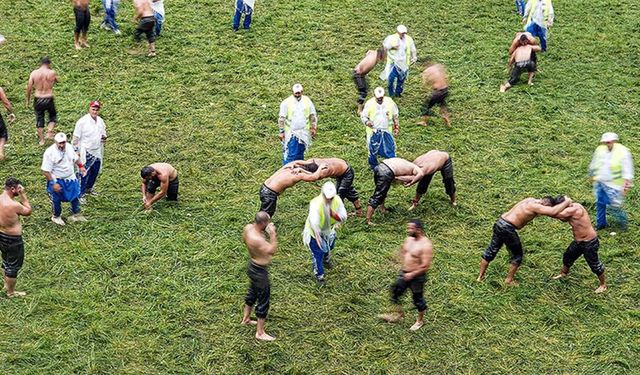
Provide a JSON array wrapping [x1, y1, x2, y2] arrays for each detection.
[[0, 0, 638, 373]]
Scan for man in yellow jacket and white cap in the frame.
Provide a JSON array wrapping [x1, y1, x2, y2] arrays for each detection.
[[303, 181, 347, 285], [381, 25, 417, 98], [278, 83, 317, 165], [589, 132, 633, 231]]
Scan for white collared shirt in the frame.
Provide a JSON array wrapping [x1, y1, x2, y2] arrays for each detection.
[[73, 113, 107, 159], [41, 143, 78, 180]]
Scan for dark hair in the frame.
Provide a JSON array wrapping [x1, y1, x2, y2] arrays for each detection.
[[255, 211, 271, 225], [300, 162, 319, 173], [41, 56, 51, 65], [140, 166, 155, 179], [409, 219, 424, 231], [519, 34, 528, 44], [376, 47, 386, 59], [542, 195, 565, 206], [5, 177, 21, 190]]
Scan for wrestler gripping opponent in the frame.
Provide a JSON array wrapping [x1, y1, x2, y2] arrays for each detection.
[[552, 203, 607, 293], [241, 211, 277, 341], [416, 61, 450, 127], [477, 195, 572, 285], [366, 157, 423, 225], [500, 34, 541, 92], [288, 158, 363, 216], [409, 150, 456, 209], [26, 57, 59, 145], [0, 177, 32, 297], [140, 163, 178, 210]]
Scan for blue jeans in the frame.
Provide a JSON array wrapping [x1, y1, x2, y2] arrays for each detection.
[[232, 0, 253, 30], [102, 0, 120, 31], [282, 136, 306, 165], [80, 153, 101, 195], [515, 0, 525, 16], [387, 65, 407, 97], [153, 12, 164, 36], [308, 234, 335, 279], [368, 131, 396, 170], [594, 182, 627, 229], [525, 22, 547, 51]]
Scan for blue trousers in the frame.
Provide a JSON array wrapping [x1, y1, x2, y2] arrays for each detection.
[[282, 136, 306, 165], [308, 235, 335, 279], [594, 182, 628, 229], [387, 65, 407, 97], [47, 179, 81, 217], [515, 0, 525, 16], [525, 22, 547, 51], [80, 153, 101, 195], [153, 11, 164, 36], [232, 0, 253, 30], [102, 0, 120, 31], [368, 131, 396, 170]]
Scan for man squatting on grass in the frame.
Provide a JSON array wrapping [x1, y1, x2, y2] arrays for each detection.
[[477, 195, 571, 285], [353, 48, 386, 114], [378, 219, 433, 331], [0, 86, 16, 161], [72, 0, 91, 50], [133, 0, 157, 56], [259, 160, 326, 218], [26, 57, 59, 145], [241, 211, 277, 341], [141, 163, 179, 210], [409, 150, 456, 210], [416, 61, 451, 127], [0, 177, 32, 298], [501, 34, 541, 92], [366, 157, 424, 225], [552, 202, 607, 293], [287, 158, 363, 216]]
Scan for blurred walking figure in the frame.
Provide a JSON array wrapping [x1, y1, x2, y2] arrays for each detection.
[[523, 0, 554, 51], [381, 25, 417, 98], [278, 84, 317, 165], [0, 86, 16, 161], [589, 132, 633, 231], [26, 57, 59, 145], [151, 0, 165, 37], [515, 0, 525, 16], [73, 0, 91, 50], [100, 0, 121, 34], [133, 0, 157, 56], [416, 61, 451, 127], [353, 48, 386, 114], [361, 87, 399, 170], [232, 0, 255, 32], [73, 101, 107, 199]]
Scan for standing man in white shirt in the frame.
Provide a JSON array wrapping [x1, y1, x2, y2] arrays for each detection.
[[42, 133, 87, 225], [360, 87, 399, 170], [302, 182, 347, 285], [589, 132, 633, 231], [73, 101, 107, 199], [278, 84, 317, 165], [381, 25, 417, 98]]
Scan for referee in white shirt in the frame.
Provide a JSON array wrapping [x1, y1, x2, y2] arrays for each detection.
[[73, 101, 107, 199]]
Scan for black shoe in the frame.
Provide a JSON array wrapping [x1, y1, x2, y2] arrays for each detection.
[[316, 277, 326, 286], [324, 259, 333, 269]]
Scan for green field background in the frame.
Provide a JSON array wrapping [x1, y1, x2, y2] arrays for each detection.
[[0, 0, 638, 373]]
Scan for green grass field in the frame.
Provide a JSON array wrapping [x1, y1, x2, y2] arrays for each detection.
[[0, 0, 639, 373]]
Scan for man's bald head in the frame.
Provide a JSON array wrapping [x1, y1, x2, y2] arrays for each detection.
[[255, 211, 271, 227]]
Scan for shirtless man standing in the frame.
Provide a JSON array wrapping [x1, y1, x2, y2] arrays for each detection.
[[26, 57, 59, 145], [73, 0, 91, 50], [409, 150, 456, 209], [552, 203, 607, 293], [366, 157, 424, 225], [500, 34, 542, 92], [353, 48, 386, 114], [140, 163, 178, 210], [378, 219, 433, 331], [133, 0, 157, 56], [0, 177, 32, 297], [0, 86, 16, 160], [288, 158, 363, 215], [416, 62, 451, 127], [259, 160, 326, 218], [241, 211, 277, 341], [477, 195, 572, 285]]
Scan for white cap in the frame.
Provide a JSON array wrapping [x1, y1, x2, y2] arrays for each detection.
[[321, 181, 337, 199], [397, 25, 408, 34], [600, 132, 619, 143], [292, 83, 303, 93], [374, 87, 385, 98], [54, 132, 67, 143]]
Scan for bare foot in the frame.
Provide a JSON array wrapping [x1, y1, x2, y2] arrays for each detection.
[[500, 84, 507, 93], [240, 319, 257, 325], [378, 313, 402, 323], [476, 275, 485, 282], [408, 202, 418, 211], [528, 81, 534, 86], [148, 51, 157, 57], [366, 221, 377, 226], [81, 41, 90, 48], [594, 285, 608, 294], [38, 140, 45, 146], [552, 273, 567, 280], [255, 332, 276, 341], [348, 210, 363, 217], [416, 121, 428, 126], [74, 43, 82, 50], [505, 279, 519, 286], [409, 321, 424, 331], [7, 291, 26, 298], [451, 201, 457, 206]]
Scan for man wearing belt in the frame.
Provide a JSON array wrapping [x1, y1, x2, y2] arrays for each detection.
[[381, 25, 417, 98], [0, 86, 16, 161], [41, 133, 88, 225], [361, 87, 399, 170], [303, 182, 347, 285], [409, 150, 456, 210], [477, 195, 571, 285], [278, 84, 317, 165], [73, 101, 107, 199], [0, 177, 32, 297], [589, 132, 633, 231], [241, 211, 277, 341], [353, 48, 386, 114], [140, 163, 179, 210]]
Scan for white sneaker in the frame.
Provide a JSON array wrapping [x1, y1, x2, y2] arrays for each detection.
[[79, 197, 87, 204], [89, 190, 99, 197], [51, 216, 65, 226], [113, 29, 122, 35], [100, 22, 109, 30], [69, 214, 88, 223]]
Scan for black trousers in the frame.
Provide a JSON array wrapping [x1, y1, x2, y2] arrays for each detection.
[[74, 6, 91, 33], [0, 232, 24, 278], [563, 238, 605, 276], [508, 60, 536, 86], [421, 87, 449, 116], [482, 218, 523, 265], [353, 71, 368, 105], [415, 157, 456, 198], [336, 165, 359, 203], [245, 261, 270, 319], [135, 16, 156, 43], [259, 184, 279, 218], [368, 162, 394, 208], [390, 271, 427, 312], [146, 176, 179, 201]]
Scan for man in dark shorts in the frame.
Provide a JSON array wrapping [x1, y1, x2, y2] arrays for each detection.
[[552, 202, 607, 293], [0, 177, 32, 298], [0, 86, 16, 160], [416, 62, 451, 127], [366, 157, 423, 225], [241, 211, 277, 341], [410, 150, 456, 209], [140, 163, 178, 210], [134, 0, 157, 56], [477, 195, 572, 285], [26, 57, 59, 145], [378, 219, 433, 331], [73, 0, 91, 50], [352, 48, 386, 114], [500, 34, 542, 92]]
